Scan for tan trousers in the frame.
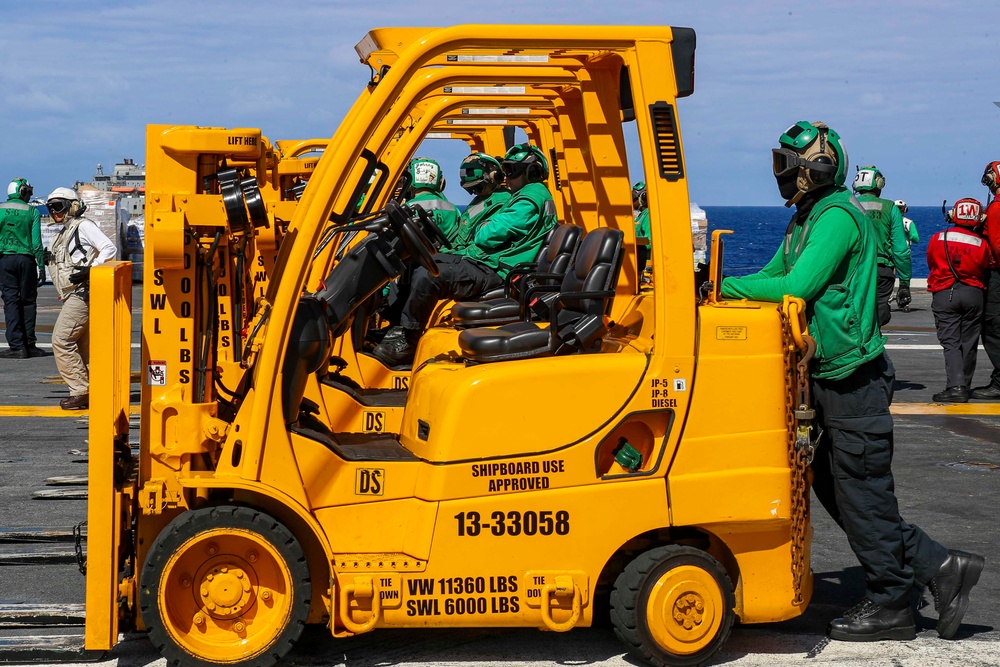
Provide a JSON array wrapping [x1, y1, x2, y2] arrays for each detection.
[[53, 292, 90, 396]]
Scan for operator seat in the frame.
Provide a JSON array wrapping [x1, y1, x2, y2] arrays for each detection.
[[451, 223, 583, 327], [457, 227, 624, 363]]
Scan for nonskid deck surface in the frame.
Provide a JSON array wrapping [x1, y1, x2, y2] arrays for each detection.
[[0, 286, 997, 666]]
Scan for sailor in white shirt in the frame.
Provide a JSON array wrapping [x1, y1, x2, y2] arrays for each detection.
[[44, 188, 116, 410]]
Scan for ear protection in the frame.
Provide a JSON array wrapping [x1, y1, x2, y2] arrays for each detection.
[[8, 178, 33, 202], [70, 199, 87, 217], [982, 161, 1000, 191], [946, 197, 985, 227], [801, 127, 837, 189], [506, 143, 548, 183]]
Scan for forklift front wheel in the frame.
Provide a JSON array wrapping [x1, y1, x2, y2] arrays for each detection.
[[611, 545, 735, 667], [140, 506, 311, 667]]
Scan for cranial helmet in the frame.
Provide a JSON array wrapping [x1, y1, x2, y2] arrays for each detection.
[[7, 178, 33, 203], [946, 197, 985, 228], [631, 181, 647, 209], [893, 199, 908, 214], [853, 165, 886, 194], [459, 153, 503, 195], [771, 121, 848, 206], [46, 187, 86, 217], [982, 161, 1000, 192], [502, 143, 549, 183], [408, 157, 444, 192]]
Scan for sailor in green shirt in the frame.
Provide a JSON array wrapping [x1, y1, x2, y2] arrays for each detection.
[[723, 121, 979, 643], [403, 157, 460, 244], [632, 181, 650, 241], [452, 153, 510, 255], [373, 143, 556, 367], [852, 166, 912, 324], [0, 178, 45, 359]]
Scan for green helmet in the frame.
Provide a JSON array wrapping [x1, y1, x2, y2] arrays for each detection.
[[408, 157, 443, 192], [459, 153, 503, 195], [771, 121, 848, 205], [502, 143, 549, 183], [6, 178, 33, 202], [852, 165, 885, 194], [631, 181, 647, 209]]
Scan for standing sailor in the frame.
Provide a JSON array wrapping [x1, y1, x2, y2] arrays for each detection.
[[45, 188, 116, 409], [0, 178, 45, 359], [853, 166, 912, 323], [723, 121, 983, 642], [926, 198, 993, 403], [971, 161, 1000, 399]]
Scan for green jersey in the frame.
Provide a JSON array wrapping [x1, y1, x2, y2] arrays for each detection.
[[722, 186, 884, 381], [464, 182, 557, 277], [407, 190, 461, 245], [0, 197, 43, 267], [856, 193, 912, 285], [453, 188, 511, 255]]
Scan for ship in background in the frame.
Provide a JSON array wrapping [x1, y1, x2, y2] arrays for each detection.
[[78, 157, 145, 218]]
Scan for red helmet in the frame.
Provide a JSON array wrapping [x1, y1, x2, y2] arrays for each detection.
[[947, 197, 985, 227], [982, 161, 1000, 191]]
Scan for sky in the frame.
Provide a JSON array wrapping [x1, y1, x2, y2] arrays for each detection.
[[2, 0, 999, 207]]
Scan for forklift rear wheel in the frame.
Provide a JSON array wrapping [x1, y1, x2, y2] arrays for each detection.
[[140, 506, 311, 667], [611, 545, 735, 667]]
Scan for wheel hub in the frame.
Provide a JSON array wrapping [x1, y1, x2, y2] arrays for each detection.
[[645, 565, 723, 656], [196, 560, 256, 619], [671, 592, 705, 630]]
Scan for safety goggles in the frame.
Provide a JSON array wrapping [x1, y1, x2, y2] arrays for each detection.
[[47, 199, 71, 215], [771, 148, 836, 178], [501, 161, 527, 179]]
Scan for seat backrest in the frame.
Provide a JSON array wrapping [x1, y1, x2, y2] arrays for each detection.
[[536, 223, 582, 275], [559, 227, 625, 317]]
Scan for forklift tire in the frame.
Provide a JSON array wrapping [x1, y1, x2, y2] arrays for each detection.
[[610, 545, 735, 667], [140, 506, 311, 667]]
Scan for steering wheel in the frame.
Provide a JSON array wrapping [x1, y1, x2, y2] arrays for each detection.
[[385, 200, 440, 277], [413, 206, 452, 250]]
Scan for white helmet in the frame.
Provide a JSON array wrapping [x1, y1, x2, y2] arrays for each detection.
[[46, 187, 85, 217], [893, 199, 908, 214]]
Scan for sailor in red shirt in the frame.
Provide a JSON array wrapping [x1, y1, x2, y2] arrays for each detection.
[[927, 197, 994, 402], [971, 161, 1000, 399]]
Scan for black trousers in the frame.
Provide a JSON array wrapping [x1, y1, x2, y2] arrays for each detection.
[[931, 283, 984, 388], [876, 264, 896, 327], [980, 269, 1000, 387], [400, 254, 502, 330], [811, 353, 948, 608], [0, 254, 38, 350]]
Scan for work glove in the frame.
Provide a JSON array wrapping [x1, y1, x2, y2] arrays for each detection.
[[69, 268, 89, 285], [37, 268, 46, 286], [896, 284, 911, 309]]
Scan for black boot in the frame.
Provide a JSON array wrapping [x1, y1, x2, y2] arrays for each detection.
[[26, 346, 49, 358], [928, 549, 985, 639], [970, 383, 1000, 400], [0, 348, 28, 359], [371, 326, 420, 369], [933, 386, 969, 403], [827, 599, 915, 641]]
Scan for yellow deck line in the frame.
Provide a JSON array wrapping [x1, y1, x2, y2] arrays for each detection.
[[890, 403, 1000, 415], [0, 405, 142, 418], [0, 403, 997, 418]]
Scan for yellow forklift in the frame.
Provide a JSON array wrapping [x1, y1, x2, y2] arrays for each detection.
[[74, 25, 818, 667]]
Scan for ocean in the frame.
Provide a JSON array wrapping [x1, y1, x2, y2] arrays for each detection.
[[704, 206, 940, 279]]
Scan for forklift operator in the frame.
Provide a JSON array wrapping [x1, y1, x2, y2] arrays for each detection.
[[722, 121, 983, 643], [372, 143, 556, 368]]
